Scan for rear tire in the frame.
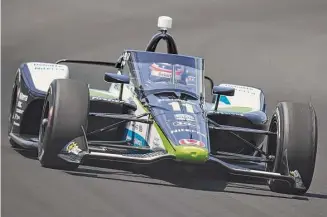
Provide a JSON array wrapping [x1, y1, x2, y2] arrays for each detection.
[[38, 79, 89, 170], [266, 102, 318, 195]]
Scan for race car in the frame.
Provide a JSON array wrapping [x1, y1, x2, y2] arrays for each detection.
[[8, 16, 318, 195]]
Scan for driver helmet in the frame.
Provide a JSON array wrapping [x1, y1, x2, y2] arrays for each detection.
[[149, 63, 184, 82]]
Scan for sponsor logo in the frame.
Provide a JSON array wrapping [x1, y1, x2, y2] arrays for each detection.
[[152, 137, 161, 148], [13, 114, 20, 120], [126, 97, 136, 105], [65, 142, 82, 155], [221, 84, 259, 95], [13, 122, 20, 127], [126, 129, 148, 147], [174, 114, 195, 121], [113, 83, 120, 90], [17, 101, 23, 108], [153, 137, 160, 143], [133, 123, 143, 132], [172, 121, 196, 127], [134, 138, 143, 146], [120, 52, 131, 66], [179, 139, 205, 148], [32, 63, 66, 71], [91, 96, 118, 102], [158, 98, 196, 105], [170, 129, 206, 137], [186, 76, 195, 82], [18, 92, 28, 101], [123, 52, 131, 61], [16, 108, 24, 114], [151, 71, 173, 79], [158, 98, 172, 102]]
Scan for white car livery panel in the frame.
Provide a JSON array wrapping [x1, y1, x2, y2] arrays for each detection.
[[214, 83, 265, 113], [25, 62, 69, 93]]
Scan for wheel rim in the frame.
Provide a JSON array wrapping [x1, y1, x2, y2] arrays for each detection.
[[38, 101, 50, 159], [266, 114, 278, 172]]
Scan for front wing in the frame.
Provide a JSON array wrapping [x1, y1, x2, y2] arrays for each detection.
[[56, 115, 305, 192]]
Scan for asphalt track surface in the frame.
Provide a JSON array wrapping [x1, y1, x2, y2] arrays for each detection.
[[2, 0, 327, 216]]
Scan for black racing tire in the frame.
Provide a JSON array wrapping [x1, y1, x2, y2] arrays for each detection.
[[266, 102, 318, 195], [38, 79, 89, 170], [8, 72, 20, 148]]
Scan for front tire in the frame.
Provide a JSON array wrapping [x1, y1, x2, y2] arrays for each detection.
[[8, 73, 20, 148], [38, 79, 89, 170], [266, 102, 318, 195]]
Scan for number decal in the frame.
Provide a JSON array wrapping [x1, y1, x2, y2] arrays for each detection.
[[169, 102, 180, 111], [168, 102, 194, 113], [184, 103, 194, 113]]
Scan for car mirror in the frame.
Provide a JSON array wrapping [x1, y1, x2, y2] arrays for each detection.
[[212, 85, 235, 111], [104, 72, 130, 84], [212, 85, 235, 96]]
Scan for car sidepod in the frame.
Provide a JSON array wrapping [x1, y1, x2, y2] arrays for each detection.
[[9, 63, 69, 148]]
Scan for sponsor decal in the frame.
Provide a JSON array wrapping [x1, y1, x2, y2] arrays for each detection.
[[126, 129, 148, 147], [174, 114, 195, 121], [158, 98, 196, 105], [91, 96, 118, 102], [179, 139, 205, 148], [170, 128, 206, 137], [132, 123, 143, 133], [113, 83, 120, 90], [134, 138, 143, 146], [16, 108, 24, 114], [32, 63, 66, 71], [18, 92, 28, 101], [17, 101, 23, 108], [137, 124, 143, 132], [13, 122, 20, 126], [13, 114, 20, 120], [65, 142, 82, 155], [172, 121, 196, 127], [186, 76, 195, 82], [158, 98, 174, 102], [120, 52, 131, 67], [126, 97, 136, 105], [221, 84, 259, 96], [220, 95, 231, 105], [123, 52, 131, 61], [151, 70, 172, 78], [153, 137, 160, 147]]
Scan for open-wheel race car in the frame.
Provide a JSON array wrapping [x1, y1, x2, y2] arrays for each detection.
[[8, 16, 318, 195]]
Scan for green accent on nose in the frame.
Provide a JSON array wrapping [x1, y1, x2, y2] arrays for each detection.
[[174, 146, 209, 163]]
